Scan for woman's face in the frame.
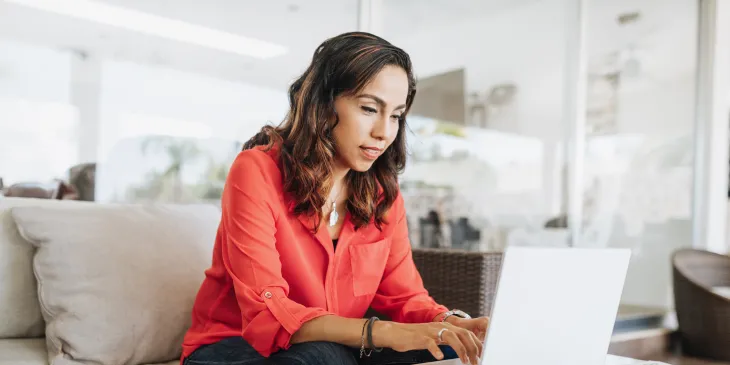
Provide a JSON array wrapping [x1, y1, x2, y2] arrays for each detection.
[[332, 65, 409, 172]]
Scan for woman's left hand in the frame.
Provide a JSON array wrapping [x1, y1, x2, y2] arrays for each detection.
[[447, 316, 490, 341]]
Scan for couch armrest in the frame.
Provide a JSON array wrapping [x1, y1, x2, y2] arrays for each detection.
[[412, 248, 503, 318]]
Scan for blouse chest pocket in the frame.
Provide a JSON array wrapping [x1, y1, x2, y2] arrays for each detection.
[[348, 238, 391, 297]]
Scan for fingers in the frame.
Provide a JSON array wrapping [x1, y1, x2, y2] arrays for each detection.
[[476, 327, 486, 342], [478, 317, 490, 341], [455, 328, 481, 365], [441, 325, 481, 365], [465, 329, 483, 360], [441, 329, 468, 364], [425, 339, 444, 361]]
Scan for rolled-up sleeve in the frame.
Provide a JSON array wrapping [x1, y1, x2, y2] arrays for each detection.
[[369, 193, 448, 323], [221, 151, 332, 357]]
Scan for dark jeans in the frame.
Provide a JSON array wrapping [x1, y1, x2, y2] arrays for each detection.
[[183, 336, 458, 365]]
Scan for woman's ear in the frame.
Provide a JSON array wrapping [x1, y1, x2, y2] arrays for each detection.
[[328, 111, 339, 137], [332, 107, 339, 124]]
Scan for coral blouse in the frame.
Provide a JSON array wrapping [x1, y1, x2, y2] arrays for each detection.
[[181, 146, 447, 359]]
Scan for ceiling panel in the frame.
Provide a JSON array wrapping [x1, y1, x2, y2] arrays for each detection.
[[0, 0, 698, 95], [0, 0, 360, 90]]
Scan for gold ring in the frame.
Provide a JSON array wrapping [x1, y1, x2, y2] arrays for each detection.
[[437, 328, 448, 343]]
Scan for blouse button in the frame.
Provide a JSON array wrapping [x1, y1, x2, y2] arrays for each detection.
[[264, 291, 272, 299]]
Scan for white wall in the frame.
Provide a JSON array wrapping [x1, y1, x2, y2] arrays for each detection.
[[0, 40, 79, 184]]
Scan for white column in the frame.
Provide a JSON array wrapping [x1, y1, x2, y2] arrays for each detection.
[[69, 50, 102, 164], [562, 0, 589, 246], [543, 140, 564, 216], [358, 0, 384, 34], [692, 0, 730, 254]]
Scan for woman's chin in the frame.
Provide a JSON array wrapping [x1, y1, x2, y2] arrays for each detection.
[[350, 159, 376, 172]]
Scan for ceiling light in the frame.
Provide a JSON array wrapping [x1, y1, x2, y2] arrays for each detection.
[[5, 0, 288, 59]]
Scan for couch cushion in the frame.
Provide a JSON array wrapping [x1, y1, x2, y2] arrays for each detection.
[[0, 338, 47, 365], [0, 197, 90, 338], [11, 203, 219, 365]]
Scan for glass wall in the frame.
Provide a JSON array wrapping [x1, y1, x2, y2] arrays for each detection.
[[0, 0, 711, 309], [375, 0, 701, 310], [378, 0, 574, 252], [0, 40, 79, 185], [95, 60, 288, 204], [580, 0, 699, 308], [0, 0, 360, 202]]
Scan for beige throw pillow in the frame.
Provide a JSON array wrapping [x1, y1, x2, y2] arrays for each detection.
[[11, 203, 219, 365], [0, 198, 44, 338], [0, 197, 85, 338]]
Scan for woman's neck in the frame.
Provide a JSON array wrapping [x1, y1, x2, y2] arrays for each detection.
[[330, 160, 350, 198]]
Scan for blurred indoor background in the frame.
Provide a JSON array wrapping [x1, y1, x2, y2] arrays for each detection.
[[1, 0, 728, 325]]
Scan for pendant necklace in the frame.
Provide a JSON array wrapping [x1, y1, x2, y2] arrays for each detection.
[[328, 187, 341, 227]]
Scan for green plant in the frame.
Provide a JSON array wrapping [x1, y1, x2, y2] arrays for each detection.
[[137, 136, 203, 202]]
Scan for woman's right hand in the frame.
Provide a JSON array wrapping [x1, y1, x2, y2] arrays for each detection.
[[373, 321, 482, 365]]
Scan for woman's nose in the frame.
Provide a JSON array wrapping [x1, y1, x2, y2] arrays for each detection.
[[371, 116, 392, 140]]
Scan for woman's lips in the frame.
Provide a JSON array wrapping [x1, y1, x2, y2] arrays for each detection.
[[360, 146, 382, 160]]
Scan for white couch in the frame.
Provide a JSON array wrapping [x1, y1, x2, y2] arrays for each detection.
[[0, 197, 666, 365], [0, 197, 221, 365]]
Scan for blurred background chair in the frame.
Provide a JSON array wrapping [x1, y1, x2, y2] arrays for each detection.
[[412, 248, 503, 317], [365, 249, 503, 321], [672, 248, 730, 361], [3, 180, 75, 199]]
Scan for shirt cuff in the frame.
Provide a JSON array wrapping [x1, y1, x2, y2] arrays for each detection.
[[247, 286, 332, 356], [425, 305, 450, 323]]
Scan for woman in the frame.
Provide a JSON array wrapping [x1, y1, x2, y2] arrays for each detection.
[[181, 32, 489, 365]]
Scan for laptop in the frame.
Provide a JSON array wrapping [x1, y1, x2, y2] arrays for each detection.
[[423, 246, 631, 365]]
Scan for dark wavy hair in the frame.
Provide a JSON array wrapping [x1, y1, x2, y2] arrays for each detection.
[[242, 32, 416, 231]]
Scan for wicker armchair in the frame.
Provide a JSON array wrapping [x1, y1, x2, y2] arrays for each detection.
[[672, 248, 730, 361], [412, 248, 504, 318]]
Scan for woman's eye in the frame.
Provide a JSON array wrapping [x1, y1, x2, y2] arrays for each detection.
[[361, 106, 377, 114], [391, 115, 402, 122]]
